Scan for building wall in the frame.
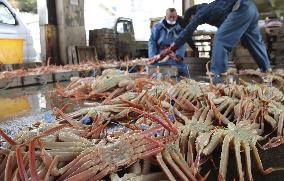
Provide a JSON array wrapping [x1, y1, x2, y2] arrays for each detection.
[[56, 0, 86, 64]]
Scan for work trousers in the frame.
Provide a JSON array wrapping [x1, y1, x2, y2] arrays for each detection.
[[211, 0, 271, 74]]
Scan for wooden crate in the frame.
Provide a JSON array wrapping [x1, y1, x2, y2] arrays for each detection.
[[67, 46, 79, 64], [234, 56, 257, 64], [89, 29, 116, 46], [192, 32, 214, 59], [272, 42, 284, 50], [235, 63, 259, 70], [76, 46, 98, 63], [68, 46, 99, 64]]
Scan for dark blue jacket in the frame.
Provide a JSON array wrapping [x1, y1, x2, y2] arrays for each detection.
[[175, 0, 239, 47], [148, 19, 186, 58]]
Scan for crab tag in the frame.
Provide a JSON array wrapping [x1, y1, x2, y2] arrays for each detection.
[[140, 124, 149, 130], [92, 70, 97, 77], [82, 117, 93, 125], [43, 111, 55, 123], [168, 114, 175, 122], [152, 72, 158, 78]]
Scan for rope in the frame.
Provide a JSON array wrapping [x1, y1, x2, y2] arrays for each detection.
[[206, 60, 213, 85]]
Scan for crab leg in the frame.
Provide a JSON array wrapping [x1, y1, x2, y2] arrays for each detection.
[[103, 87, 125, 104], [154, 105, 178, 134], [192, 107, 205, 122], [204, 110, 214, 124], [199, 107, 210, 123], [64, 166, 100, 181], [29, 139, 40, 181], [223, 102, 235, 118], [212, 97, 226, 105], [89, 164, 114, 181], [162, 150, 189, 181], [0, 155, 8, 180], [44, 154, 59, 180], [156, 153, 177, 181], [264, 115, 277, 129], [140, 146, 165, 159], [0, 129, 17, 146], [181, 98, 198, 112], [54, 108, 82, 127], [179, 133, 189, 161], [234, 139, 244, 181], [187, 136, 195, 166], [210, 100, 230, 125], [87, 121, 109, 139], [21, 124, 71, 147], [65, 157, 100, 179], [218, 134, 233, 181], [203, 132, 223, 156], [251, 144, 273, 175], [0, 150, 8, 161], [16, 146, 28, 181], [170, 150, 197, 181], [217, 100, 230, 112], [4, 152, 15, 181], [58, 150, 96, 180], [243, 141, 253, 181], [130, 107, 175, 133]]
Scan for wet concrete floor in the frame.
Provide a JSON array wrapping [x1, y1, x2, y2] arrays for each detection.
[[0, 75, 210, 136], [0, 82, 90, 137]]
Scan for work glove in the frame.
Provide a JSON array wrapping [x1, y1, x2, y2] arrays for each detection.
[[148, 44, 178, 64]]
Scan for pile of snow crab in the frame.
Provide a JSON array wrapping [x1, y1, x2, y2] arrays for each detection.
[[2, 68, 284, 181], [0, 59, 147, 80]]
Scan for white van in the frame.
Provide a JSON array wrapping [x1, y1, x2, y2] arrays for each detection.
[[0, 0, 36, 63]]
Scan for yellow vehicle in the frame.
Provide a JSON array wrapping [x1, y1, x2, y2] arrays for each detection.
[[0, 0, 36, 64]]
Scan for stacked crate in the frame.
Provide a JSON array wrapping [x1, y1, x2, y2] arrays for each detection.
[[191, 32, 214, 58], [89, 29, 117, 60], [232, 44, 259, 70], [270, 26, 284, 68]]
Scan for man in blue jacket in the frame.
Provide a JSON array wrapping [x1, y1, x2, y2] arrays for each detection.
[[148, 8, 189, 77], [151, 0, 272, 83]]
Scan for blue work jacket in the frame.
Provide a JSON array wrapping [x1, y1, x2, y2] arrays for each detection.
[[148, 19, 186, 58]]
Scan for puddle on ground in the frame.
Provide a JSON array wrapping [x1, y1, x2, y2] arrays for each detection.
[[0, 76, 210, 137], [0, 83, 90, 137]]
